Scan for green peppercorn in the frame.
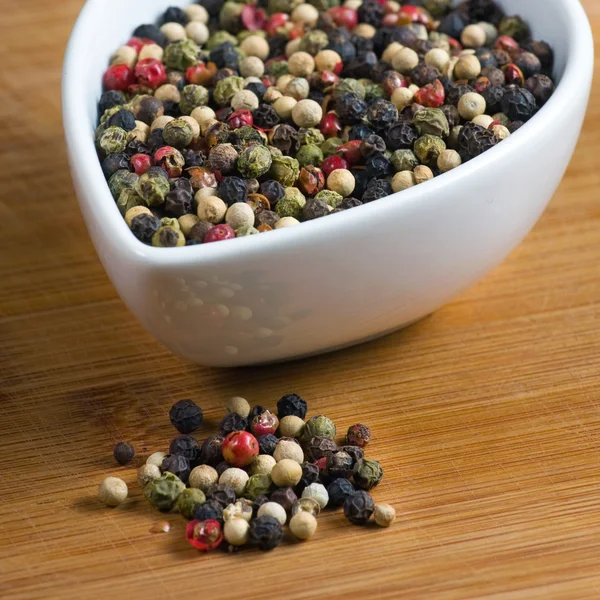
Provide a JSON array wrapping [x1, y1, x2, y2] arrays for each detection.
[[175, 488, 206, 519], [236, 225, 259, 236], [413, 135, 447, 167], [162, 118, 195, 148], [109, 169, 139, 201], [206, 31, 238, 51], [237, 145, 273, 178], [152, 225, 186, 247], [298, 30, 329, 55], [269, 61, 289, 78], [302, 414, 336, 442], [220, 1, 244, 31], [213, 76, 245, 106], [244, 474, 272, 500], [179, 84, 209, 115], [299, 127, 325, 147], [164, 38, 201, 71], [499, 15, 530, 42], [295, 144, 324, 168], [412, 108, 450, 138], [97, 126, 128, 155], [268, 155, 300, 187], [365, 83, 385, 102], [314, 190, 343, 209], [354, 459, 383, 491], [117, 188, 144, 215], [145, 472, 186, 511], [135, 171, 170, 206], [276, 187, 306, 219], [333, 78, 366, 101], [320, 137, 344, 158]]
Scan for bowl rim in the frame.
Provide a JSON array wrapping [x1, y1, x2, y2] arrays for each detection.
[[62, 0, 594, 268]]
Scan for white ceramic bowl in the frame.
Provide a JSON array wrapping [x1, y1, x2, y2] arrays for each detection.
[[63, 0, 594, 367]]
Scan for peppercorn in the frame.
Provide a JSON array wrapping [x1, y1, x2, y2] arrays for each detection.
[[271, 459, 303, 487], [223, 499, 254, 522], [244, 473, 273, 499], [366, 99, 398, 131], [226, 396, 251, 419], [258, 434, 278, 455], [374, 503, 396, 527], [278, 415, 305, 439], [137, 464, 161, 487], [362, 178, 392, 203], [145, 472, 186, 511], [325, 450, 357, 480], [193, 500, 224, 524], [147, 451, 168, 468], [458, 121, 497, 159], [98, 476, 128, 507], [222, 430, 259, 467], [258, 501, 287, 525], [98, 90, 126, 117], [343, 490, 374, 524], [301, 482, 329, 509], [327, 477, 356, 507], [354, 459, 383, 491], [249, 515, 283, 551], [304, 436, 336, 462], [365, 156, 391, 180], [169, 435, 200, 462], [176, 488, 207, 520], [251, 455, 277, 476], [189, 464, 219, 491], [160, 454, 191, 483], [525, 74, 554, 106], [199, 435, 225, 466], [206, 483, 237, 508], [219, 176, 249, 206]]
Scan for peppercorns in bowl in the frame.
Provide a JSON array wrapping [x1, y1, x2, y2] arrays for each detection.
[[63, 0, 593, 366]]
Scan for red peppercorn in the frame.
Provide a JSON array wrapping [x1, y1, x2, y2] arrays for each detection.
[[397, 5, 433, 29], [130, 153, 153, 175], [154, 146, 184, 178], [251, 410, 279, 437], [336, 140, 362, 167], [186, 63, 216, 86], [265, 13, 289, 37], [103, 64, 135, 91], [496, 35, 519, 53], [204, 224, 236, 244], [126, 37, 146, 53], [186, 519, 223, 551], [320, 112, 342, 138], [328, 7, 358, 30], [382, 13, 399, 26], [448, 38, 463, 56], [227, 109, 253, 129], [288, 23, 305, 41], [314, 71, 340, 88], [222, 431, 259, 466], [382, 71, 406, 96], [321, 155, 347, 176], [241, 4, 267, 31], [135, 58, 167, 89], [502, 63, 525, 86], [414, 79, 445, 108]]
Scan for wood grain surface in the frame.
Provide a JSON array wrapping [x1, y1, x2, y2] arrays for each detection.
[[1, 2, 600, 599]]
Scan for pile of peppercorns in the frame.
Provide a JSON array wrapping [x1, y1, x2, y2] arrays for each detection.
[[97, 0, 555, 247], [98, 394, 396, 552]]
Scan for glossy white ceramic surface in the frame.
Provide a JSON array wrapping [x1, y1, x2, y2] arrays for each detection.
[[63, 0, 594, 366]]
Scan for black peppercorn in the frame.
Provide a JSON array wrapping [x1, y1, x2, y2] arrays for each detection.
[[98, 90, 126, 119], [482, 84, 505, 115], [297, 461, 320, 493], [440, 104, 460, 129], [200, 0, 225, 17], [482, 67, 506, 87], [214, 460, 231, 477], [343, 490, 375, 525], [169, 399, 203, 434], [508, 120, 524, 133], [327, 478, 356, 507], [106, 109, 136, 131], [199, 435, 224, 466], [325, 450, 356, 480], [468, 0, 504, 23], [338, 444, 365, 466], [162, 100, 182, 118], [249, 515, 283, 550], [305, 436, 337, 462], [359, 134, 386, 159], [130, 213, 162, 244], [193, 499, 224, 525], [248, 405, 266, 423], [525, 74, 555, 106], [219, 176, 248, 206], [438, 12, 467, 39], [160, 454, 191, 483], [257, 434, 278, 455], [492, 49, 511, 68], [458, 122, 497, 159], [362, 179, 392, 203], [102, 153, 131, 179], [132, 24, 167, 47], [365, 155, 391, 179], [270, 124, 300, 156], [260, 180, 285, 207], [348, 123, 376, 141], [159, 6, 189, 25], [328, 42, 357, 65], [169, 435, 201, 462], [501, 86, 537, 122], [342, 52, 378, 80], [183, 149, 205, 169], [351, 170, 370, 200], [308, 88, 326, 105], [252, 494, 270, 514], [113, 442, 135, 465], [147, 129, 167, 154], [219, 412, 248, 436], [276, 393, 307, 419], [386, 121, 419, 151], [133, 96, 165, 126], [410, 64, 441, 88], [270, 487, 298, 513], [524, 40, 554, 72], [206, 483, 237, 508], [253, 104, 280, 129], [172, 177, 194, 193], [475, 48, 498, 70], [164, 188, 193, 217], [246, 81, 267, 101], [515, 52, 542, 79], [336, 92, 368, 126], [446, 83, 474, 107], [302, 198, 330, 221], [210, 43, 239, 70], [357, 0, 384, 26], [339, 197, 362, 210], [366, 99, 398, 131]]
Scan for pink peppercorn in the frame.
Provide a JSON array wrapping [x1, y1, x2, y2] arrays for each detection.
[[320, 112, 342, 138], [414, 79, 445, 108], [265, 12, 289, 36], [204, 224, 236, 243], [321, 155, 347, 177], [241, 4, 267, 31], [186, 519, 223, 551], [328, 7, 358, 30], [228, 110, 253, 129], [126, 37, 146, 53], [335, 140, 362, 167], [251, 410, 279, 437], [135, 58, 167, 89], [103, 64, 135, 91], [130, 153, 153, 175], [222, 431, 259, 467], [495, 35, 519, 53]]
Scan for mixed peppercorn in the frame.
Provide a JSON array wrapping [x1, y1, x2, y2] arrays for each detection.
[[97, 0, 555, 247], [98, 393, 396, 552]]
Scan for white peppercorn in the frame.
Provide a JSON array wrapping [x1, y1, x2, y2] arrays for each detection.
[[273, 96, 297, 120], [291, 3, 319, 27], [437, 149, 462, 172], [160, 22, 187, 42], [225, 202, 255, 230], [382, 42, 404, 64], [190, 105, 216, 126], [414, 165, 434, 185], [327, 169, 355, 197], [185, 4, 209, 23], [285, 77, 310, 100], [139, 43, 163, 62], [374, 503, 396, 527], [285, 38, 303, 59], [273, 439, 304, 464], [461, 24, 486, 48], [137, 464, 161, 487], [178, 214, 200, 236], [155, 84, 181, 104], [197, 195, 227, 223], [291, 99, 323, 128], [289, 511, 317, 540], [391, 87, 414, 110], [131, 120, 150, 143], [251, 454, 277, 476], [189, 464, 219, 492], [454, 55, 481, 80], [288, 52, 315, 77], [314, 50, 342, 73], [146, 451, 168, 467], [151, 115, 174, 132], [239, 56, 265, 78], [181, 115, 200, 139], [301, 483, 328, 509], [231, 90, 259, 111], [425, 48, 450, 72], [275, 216, 300, 228], [195, 187, 220, 201], [493, 124, 511, 141], [110, 45, 137, 69], [472, 114, 494, 129], [98, 476, 128, 507], [264, 87, 283, 103], [185, 21, 209, 45], [219, 467, 250, 496], [224, 517, 250, 546], [392, 171, 416, 192], [271, 458, 303, 487], [257, 501, 287, 525], [458, 92, 486, 120], [354, 23, 376, 39], [240, 35, 270, 60], [223, 499, 253, 522], [279, 415, 305, 438], [226, 396, 251, 418], [392, 47, 419, 74]]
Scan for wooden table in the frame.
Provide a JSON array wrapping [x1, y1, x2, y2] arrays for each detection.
[[1, 2, 599, 598]]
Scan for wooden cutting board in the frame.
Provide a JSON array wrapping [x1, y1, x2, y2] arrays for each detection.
[[1, 2, 599, 598]]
